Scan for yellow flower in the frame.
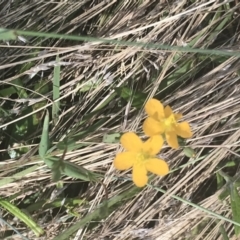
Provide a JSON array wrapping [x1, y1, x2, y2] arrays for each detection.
[[143, 98, 192, 149], [113, 132, 169, 187]]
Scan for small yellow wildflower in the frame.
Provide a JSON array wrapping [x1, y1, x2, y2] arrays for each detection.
[[114, 132, 169, 187], [143, 98, 192, 149]]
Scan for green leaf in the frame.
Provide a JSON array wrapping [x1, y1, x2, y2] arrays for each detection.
[[62, 160, 101, 182], [39, 111, 50, 158], [103, 133, 120, 143], [43, 156, 102, 182], [56, 138, 77, 150], [0, 165, 39, 188], [98, 200, 109, 218], [230, 184, 240, 236], [0, 28, 17, 40], [79, 81, 99, 92], [26, 198, 86, 213], [217, 171, 240, 234], [32, 79, 49, 126], [115, 86, 148, 108], [218, 170, 231, 201], [42, 156, 60, 169], [42, 156, 63, 182], [219, 188, 230, 201], [216, 172, 225, 190], [183, 147, 196, 158], [0, 197, 44, 236], [51, 184, 141, 240], [51, 161, 62, 182], [219, 224, 229, 240], [224, 161, 236, 168]]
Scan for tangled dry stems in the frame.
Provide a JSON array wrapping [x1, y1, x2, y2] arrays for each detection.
[[1, 0, 240, 239]]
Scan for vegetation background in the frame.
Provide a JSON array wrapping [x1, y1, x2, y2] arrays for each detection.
[[1, 0, 240, 239]]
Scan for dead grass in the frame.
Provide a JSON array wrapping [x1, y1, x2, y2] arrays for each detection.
[[1, 0, 240, 239]]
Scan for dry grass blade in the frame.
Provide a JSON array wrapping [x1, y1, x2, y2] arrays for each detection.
[[1, 0, 240, 239]]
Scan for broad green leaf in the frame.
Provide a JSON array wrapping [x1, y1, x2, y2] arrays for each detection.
[[224, 161, 236, 168], [0, 28, 17, 40], [43, 156, 102, 182], [115, 86, 148, 108], [103, 133, 120, 143], [0, 86, 18, 97], [62, 160, 101, 182], [183, 147, 196, 158], [0, 197, 44, 236], [39, 111, 50, 158], [42, 156, 63, 182], [42, 156, 60, 169]]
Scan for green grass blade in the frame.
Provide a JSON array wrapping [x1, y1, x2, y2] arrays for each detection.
[[0, 217, 30, 240], [51, 160, 62, 182], [6, 28, 240, 58], [39, 110, 50, 158], [151, 184, 240, 229], [0, 28, 17, 40], [52, 55, 60, 125], [43, 156, 102, 182], [218, 170, 232, 201], [42, 156, 62, 181], [230, 184, 240, 236], [51, 185, 141, 240], [26, 198, 86, 213], [219, 224, 230, 240], [42, 156, 60, 168], [218, 188, 230, 201], [0, 165, 40, 187], [0, 198, 44, 237], [61, 160, 102, 182], [216, 171, 225, 190]]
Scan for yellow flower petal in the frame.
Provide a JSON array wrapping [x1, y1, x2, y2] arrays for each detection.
[[143, 135, 163, 156], [113, 152, 136, 170], [143, 117, 165, 136], [145, 98, 165, 120], [132, 163, 148, 187], [174, 113, 182, 121], [164, 105, 173, 118], [120, 132, 143, 151], [165, 132, 179, 149], [146, 158, 169, 176], [175, 122, 193, 138]]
